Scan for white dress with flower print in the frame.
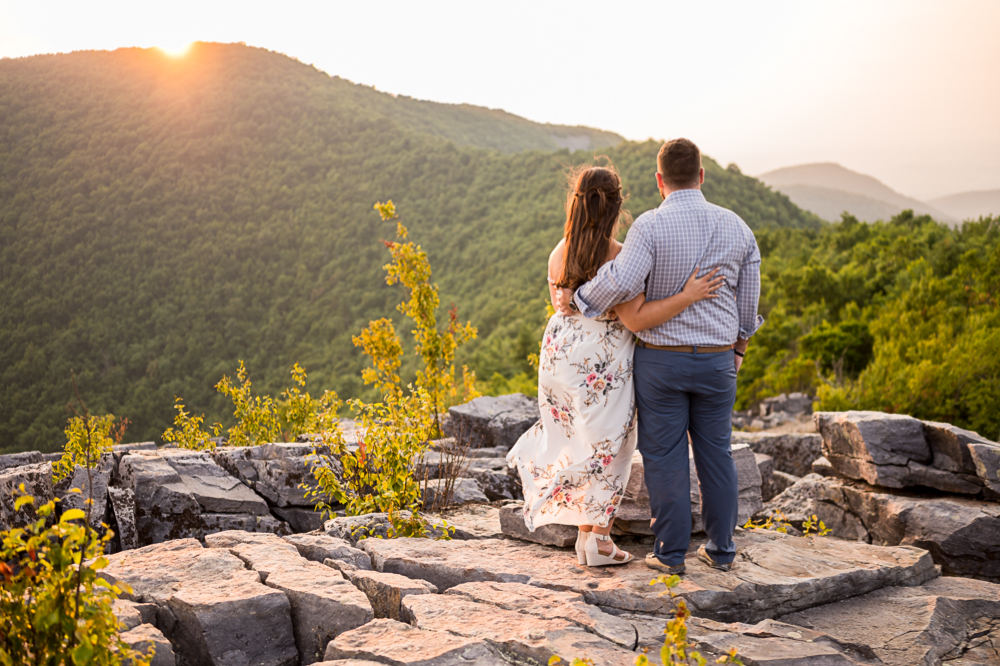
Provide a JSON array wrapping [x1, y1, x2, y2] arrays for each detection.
[[506, 312, 637, 531]]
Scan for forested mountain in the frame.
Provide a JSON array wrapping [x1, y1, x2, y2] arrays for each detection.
[[0, 42, 819, 453]]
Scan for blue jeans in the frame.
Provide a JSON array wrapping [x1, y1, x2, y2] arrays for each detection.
[[633, 346, 739, 565]]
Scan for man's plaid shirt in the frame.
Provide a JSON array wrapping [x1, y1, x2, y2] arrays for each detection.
[[575, 189, 764, 346]]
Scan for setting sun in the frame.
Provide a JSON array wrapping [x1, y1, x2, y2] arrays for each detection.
[[159, 41, 192, 58]]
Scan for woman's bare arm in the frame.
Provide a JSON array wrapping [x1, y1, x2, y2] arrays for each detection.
[[547, 239, 566, 311], [615, 267, 724, 333]]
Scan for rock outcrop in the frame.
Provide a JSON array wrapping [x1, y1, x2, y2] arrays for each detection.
[[204, 530, 373, 664], [102, 538, 299, 666], [212, 442, 327, 532], [764, 473, 1000, 579], [118, 449, 287, 545], [0, 461, 53, 530], [815, 411, 1000, 495], [782, 576, 1000, 666]]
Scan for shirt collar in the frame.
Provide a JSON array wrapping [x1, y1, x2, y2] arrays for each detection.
[[659, 188, 706, 207]]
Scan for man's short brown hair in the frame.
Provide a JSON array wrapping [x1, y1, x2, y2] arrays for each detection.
[[657, 138, 702, 189]]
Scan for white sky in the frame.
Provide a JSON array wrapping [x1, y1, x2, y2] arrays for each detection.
[[2, 0, 998, 199]]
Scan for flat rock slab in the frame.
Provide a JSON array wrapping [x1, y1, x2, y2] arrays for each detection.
[[345, 569, 437, 621], [782, 576, 1000, 666], [0, 451, 44, 471], [360, 530, 937, 622], [102, 539, 298, 666], [403, 593, 637, 666], [284, 533, 372, 570], [765, 473, 1000, 580], [629, 614, 881, 665], [433, 504, 504, 539], [444, 581, 637, 649], [325, 618, 509, 666]]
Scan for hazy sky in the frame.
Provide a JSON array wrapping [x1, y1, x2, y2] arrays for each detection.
[[2, 0, 998, 199]]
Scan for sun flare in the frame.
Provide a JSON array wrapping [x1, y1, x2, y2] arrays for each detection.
[[159, 42, 192, 58]]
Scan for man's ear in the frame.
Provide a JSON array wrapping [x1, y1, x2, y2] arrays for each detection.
[[655, 171, 665, 189], [699, 168, 705, 185]]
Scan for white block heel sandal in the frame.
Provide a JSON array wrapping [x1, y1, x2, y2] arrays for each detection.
[[583, 532, 633, 567], [574, 530, 587, 565]]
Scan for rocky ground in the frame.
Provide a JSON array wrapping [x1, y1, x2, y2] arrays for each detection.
[[2, 393, 999, 666]]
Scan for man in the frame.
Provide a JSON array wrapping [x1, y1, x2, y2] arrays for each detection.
[[556, 138, 763, 574]]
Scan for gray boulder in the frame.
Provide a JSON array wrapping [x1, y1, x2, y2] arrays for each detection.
[[498, 502, 577, 547], [283, 533, 372, 570], [422, 477, 488, 508], [0, 461, 54, 530], [107, 486, 139, 550], [56, 453, 114, 528], [118, 449, 284, 545], [764, 473, 1000, 579], [211, 442, 324, 508], [446, 394, 539, 449], [815, 411, 999, 495], [272, 506, 326, 533], [732, 431, 823, 478]]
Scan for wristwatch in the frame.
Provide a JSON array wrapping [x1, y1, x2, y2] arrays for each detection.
[[568, 298, 580, 313]]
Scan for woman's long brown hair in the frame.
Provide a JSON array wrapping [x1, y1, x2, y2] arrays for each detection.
[[557, 164, 631, 291]]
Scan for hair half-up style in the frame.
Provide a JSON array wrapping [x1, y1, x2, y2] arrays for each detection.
[[557, 164, 631, 291]]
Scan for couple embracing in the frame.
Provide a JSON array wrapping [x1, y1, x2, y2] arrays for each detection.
[[507, 139, 763, 575]]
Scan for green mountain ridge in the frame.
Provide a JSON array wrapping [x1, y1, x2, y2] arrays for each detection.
[[0, 42, 820, 453]]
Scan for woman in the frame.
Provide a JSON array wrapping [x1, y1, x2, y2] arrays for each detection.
[[506, 164, 723, 566]]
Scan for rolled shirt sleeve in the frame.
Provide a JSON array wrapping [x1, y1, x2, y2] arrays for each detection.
[[735, 234, 764, 339], [575, 223, 654, 318]]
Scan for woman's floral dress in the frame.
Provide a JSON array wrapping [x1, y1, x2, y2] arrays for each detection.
[[507, 312, 636, 530]]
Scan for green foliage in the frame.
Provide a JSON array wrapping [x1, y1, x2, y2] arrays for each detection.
[[743, 509, 792, 534], [738, 212, 1000, 439], [162, 398, 221, 451], [214, 360, 284, 448], [52, 415, 118, 483], [0, 492, 153, 666], [0, 44, 820, 454], [372, 200, 480, 431], [278, 362, 342, 441]]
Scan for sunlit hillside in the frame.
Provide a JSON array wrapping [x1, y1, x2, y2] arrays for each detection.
[[0, 42, 830, 452]]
